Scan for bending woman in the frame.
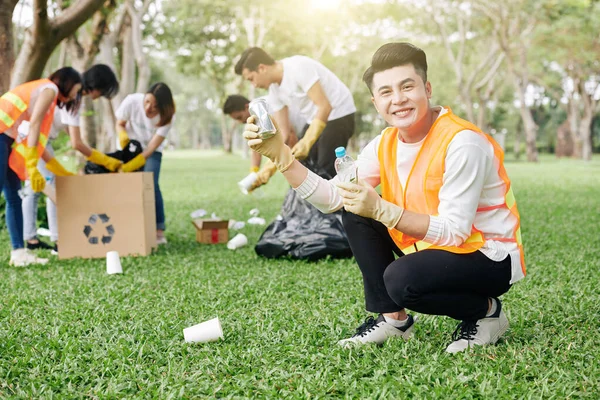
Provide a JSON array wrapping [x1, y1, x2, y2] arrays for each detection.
[[116, 82, 175, 245], [0, 67, 81, 266]]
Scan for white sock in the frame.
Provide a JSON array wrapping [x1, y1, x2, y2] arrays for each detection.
[[384, 315, 409, 328], [486, 298, 498, 317]]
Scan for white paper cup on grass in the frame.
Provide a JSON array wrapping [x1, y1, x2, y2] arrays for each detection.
[[106, 251, 123, 274], [238, 172, 258, 195], [227, 233, 248, 250], [183, 317, 223, 343]]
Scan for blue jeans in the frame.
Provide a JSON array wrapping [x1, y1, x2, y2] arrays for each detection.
[[22, 144, 57, 242], [0, 134, 24, 249], [144, 152, 165, 231]]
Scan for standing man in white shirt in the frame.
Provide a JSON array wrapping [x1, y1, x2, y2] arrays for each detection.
[[234, 47, 356, 189], [242, 42, 526, 353]]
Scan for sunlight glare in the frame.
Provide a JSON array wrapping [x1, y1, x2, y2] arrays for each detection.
[[310, 0, 343, 10]]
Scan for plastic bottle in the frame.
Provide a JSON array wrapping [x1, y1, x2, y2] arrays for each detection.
[[334, 146, 357, 183]]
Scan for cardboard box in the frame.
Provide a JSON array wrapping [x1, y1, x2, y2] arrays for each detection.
[[56, 172, 157, 259], [192, 219, 229, 244]]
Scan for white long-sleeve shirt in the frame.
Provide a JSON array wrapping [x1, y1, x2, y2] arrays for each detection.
[[295, 107, 524, 284]]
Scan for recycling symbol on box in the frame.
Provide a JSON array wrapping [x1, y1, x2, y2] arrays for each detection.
[[83, 213, 115, 245]]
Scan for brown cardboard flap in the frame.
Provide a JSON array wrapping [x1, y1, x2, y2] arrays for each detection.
[[192, 219, 229, 230]]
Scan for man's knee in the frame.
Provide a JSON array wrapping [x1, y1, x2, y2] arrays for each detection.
[[383, 261, 420, 307]]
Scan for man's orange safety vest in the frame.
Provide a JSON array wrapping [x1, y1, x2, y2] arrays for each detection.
[[377, 108, 525, 275], [0, 79, 57, 180]]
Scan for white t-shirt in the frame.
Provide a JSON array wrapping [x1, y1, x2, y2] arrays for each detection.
[[294, 107, 524, 284], [115, 93, 173, 152], [267, 56, 356, 124], [5, 81, 59, 139], [18, 107, 80, 142]]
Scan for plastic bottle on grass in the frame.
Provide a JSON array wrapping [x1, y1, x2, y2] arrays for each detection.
[[334, 146, 357, 183]]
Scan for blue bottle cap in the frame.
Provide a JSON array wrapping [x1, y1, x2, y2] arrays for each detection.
[[335, 147, 346, 158]]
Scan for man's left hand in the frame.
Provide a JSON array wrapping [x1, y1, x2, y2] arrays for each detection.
[[336, 180, 404, 229]]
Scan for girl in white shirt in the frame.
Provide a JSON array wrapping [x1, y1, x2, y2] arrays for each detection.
[[116, 83, 175, 245]]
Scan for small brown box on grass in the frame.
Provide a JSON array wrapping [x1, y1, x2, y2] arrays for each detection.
[[192, 219, 229, 244], [56, 173, 157, 259]]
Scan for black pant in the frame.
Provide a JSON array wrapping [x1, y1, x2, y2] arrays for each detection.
[[301, 113, 355, 178], [342, 210, 512, 321]]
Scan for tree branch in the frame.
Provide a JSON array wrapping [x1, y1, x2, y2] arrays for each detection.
[[52, 0, 106, 41]]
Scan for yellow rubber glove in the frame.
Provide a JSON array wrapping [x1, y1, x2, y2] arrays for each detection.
[[336, 179, 405, 229], [248, 161, 277, 192], [87, 149, 123, 172], [243, 116, 295, 172], [291, 119, 326, 160], [24, 146, 45, 192], [250, 165, 260, 173], [45, 158, 75, 177], [120, 153, 146, 173], [118, 130, 130, 149]]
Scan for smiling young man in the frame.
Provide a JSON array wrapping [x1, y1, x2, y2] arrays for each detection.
[[234, 47, 356, 187], [242, 42, 526, 353]]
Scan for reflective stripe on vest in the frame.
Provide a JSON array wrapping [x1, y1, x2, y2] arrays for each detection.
[[377, 107, 525, 275], [2, 79, 58, 180]]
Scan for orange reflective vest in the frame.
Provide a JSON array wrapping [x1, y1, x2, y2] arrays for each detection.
[[378, 108, 525, 275], [0, 79, 57, 180]]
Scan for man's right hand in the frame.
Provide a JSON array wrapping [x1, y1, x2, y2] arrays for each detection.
[[243, 116, 295, 172], [248, 161, 277, 192]]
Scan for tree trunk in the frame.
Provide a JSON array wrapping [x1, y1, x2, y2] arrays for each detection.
[[191, 126, 199, 149], [101, 97, 117, 152], [0, 0, 19, 92], [220, 114, 234, 153], [519, 103, 538, 162], [555, 120, 573, 158], [514, 121, 522, 160], [119, 18, 136, 98], [579, 111, 594, 161], [10, 0, 106, 87], [127, 0, 152, 93]]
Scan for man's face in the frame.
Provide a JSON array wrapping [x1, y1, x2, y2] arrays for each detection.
[[229, 106, 250, 124], [242, 65, 269, 89], [371, 64, 432, 131]]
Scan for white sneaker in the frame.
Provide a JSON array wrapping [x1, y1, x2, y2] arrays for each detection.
[[446, 301, 509, 354], [338, 314, 417, 348], [157, 236, 168, 245], [9, 248, 49, 267]]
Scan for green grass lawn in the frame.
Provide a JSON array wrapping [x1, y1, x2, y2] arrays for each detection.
[[1, 151, 599, 398]]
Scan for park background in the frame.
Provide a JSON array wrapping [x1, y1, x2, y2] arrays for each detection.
[[1, 0, 599, 398]]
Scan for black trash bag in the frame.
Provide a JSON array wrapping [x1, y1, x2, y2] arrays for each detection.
[[84, 140, 144, 174], [255, 159, 352, 261]]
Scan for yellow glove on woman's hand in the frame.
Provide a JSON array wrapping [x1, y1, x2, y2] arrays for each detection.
[[120, 153, 146, 173], [243, 116, 295, 172], [291, 119, 326, 160], [24, 146, 45, 192], [45, 158, 74, 177], [87, 149, 123, 172], [118, 130, 130, 149]]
